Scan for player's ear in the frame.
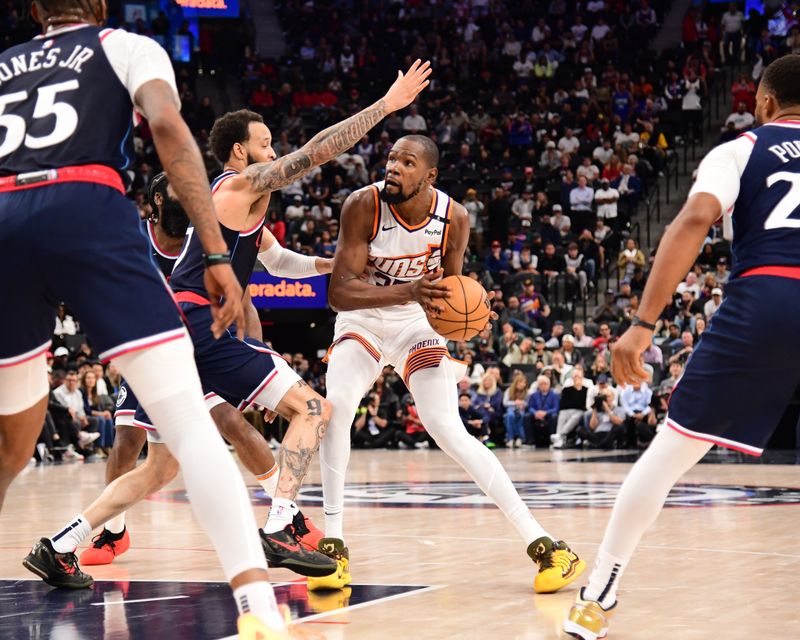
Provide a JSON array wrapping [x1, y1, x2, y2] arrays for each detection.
[[427, 166, 438, 185], [153, 192, 163, 207]]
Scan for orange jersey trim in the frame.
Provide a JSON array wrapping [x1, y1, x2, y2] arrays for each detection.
[[403, 346, 449, 385], [388, 189, 438, 231], [323, 332, 381, 364], [441, 196, 453, 258], [368, 185, 380, 242]]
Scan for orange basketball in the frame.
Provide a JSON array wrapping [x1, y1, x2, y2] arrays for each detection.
[[427, 275, 491, 341]]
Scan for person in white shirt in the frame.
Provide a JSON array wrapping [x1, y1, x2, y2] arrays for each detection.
[[591, 16, 611, 41], [570, 176, 595, 213], [704, 287, 723, 318], [540, 141, 562, 171], [402, 105, 427, 133], [613, 123, 640, 154], [571, 322, 595, 348], [593, 139, 614, 166], [531, 18, 550, 43], [571, 15, 589, 41], [284, 195, 306, 233], [54, 305, 77, 337], [577, 157, 600, 182], [594, 179, 620, 224], [512, 191, 535, 222], [310, 202, 332, 223], [551, 204, 571, 233], [720, 3, 744, 63], [513, 53, 534, 78], [724, 102, 755, 131], [558, 129, 581, 155], [676, 272, 701, 298]]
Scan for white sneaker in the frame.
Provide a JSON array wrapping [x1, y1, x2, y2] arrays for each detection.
[[550, 435, 565, 449], [63, 445, 84, 461], [78, 431, 100, 447]]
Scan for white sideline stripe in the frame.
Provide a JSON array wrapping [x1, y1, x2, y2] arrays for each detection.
[[216, 584, 444, 640], [91, 595, 189, 606]]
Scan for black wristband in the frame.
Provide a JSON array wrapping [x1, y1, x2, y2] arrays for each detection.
[[203, 252, 231, 267], [631, 316, 657, 331]]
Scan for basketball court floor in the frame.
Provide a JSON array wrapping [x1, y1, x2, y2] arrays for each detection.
[[1, 447, 798, 639]]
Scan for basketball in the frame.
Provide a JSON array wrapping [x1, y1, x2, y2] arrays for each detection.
[[427, 275, 491, 341]]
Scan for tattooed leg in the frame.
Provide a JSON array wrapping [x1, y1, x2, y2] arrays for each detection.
[[272, 385, 331, 502]]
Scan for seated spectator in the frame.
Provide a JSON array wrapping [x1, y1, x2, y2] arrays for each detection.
[[473, 372, 503, 442], [527, 375, 560, 447], [81, 370, 114, 455], [620, 381, 656, 448], [503, 371, 530, 448], [54, 304, 77, 338], [540, 141, 561, 171], [561, 334, 581, 366], [353, 392, 394, 449], [572, 322, 594, 348], [676, 271, 701, 298], [52, 370, 100, 453], [705, 287, 723, 318], [579, 376, 626, 449], [512, 191, 535, 223], [539, 242, 565, 282], [459, 392, 489, 443], [613, 122, 640, 154], [592, 322, 615, 354], [612, 164, 642, 222], [519, 279, 550, 331], [618, 238, 646, 279], [724, 102, 755, 132], [545, 322, 565, 349], [657, 362, 684, 398], [551, 367, 589, 448], [394, 398, 428, 449], [545, 350, 573, 390], [503, 336, 537, 367], [402, 104, 427, 133], [714, 257, 730, 284], [668, 331, 694, 365], [593, 291, 622, 324], [564, 242, 589, 298], [593, 139, 614, 166], [577, 156, 601, 183], [485, 241, 511, 279], [532, 336, 553, 368], [558, 128, 581, 155]]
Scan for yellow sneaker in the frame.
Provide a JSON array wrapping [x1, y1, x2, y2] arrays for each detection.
[[527, 537, 586, 593], [563, 588, 617, 640], [307, 538, 351, 592], [238, 605, 317, 640]]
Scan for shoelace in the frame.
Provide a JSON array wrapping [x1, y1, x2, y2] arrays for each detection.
[[90, 529, 119, 551], [291, 513, 310, 537], [56, 551, 81, 575]]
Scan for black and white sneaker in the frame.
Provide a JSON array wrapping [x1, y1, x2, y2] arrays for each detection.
[[23, 537, 94, 589]]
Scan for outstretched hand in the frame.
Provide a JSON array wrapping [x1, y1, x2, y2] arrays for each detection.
[[383, 59, 432, 113]]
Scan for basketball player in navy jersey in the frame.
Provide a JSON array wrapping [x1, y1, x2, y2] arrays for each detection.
[[0, 0, 288, 637], [75, 173, 329, 573], [319, 135, 585, 594], [565, 55, 800, 639]]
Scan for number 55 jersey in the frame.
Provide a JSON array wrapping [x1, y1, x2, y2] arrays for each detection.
[[0, 24, 176, 181]]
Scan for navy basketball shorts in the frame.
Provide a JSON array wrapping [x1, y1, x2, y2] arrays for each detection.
[[0, 182, 185, 364], [666, 274, 800, 456]]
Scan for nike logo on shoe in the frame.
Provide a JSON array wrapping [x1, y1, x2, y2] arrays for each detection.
[[57, 558, 76, 575], [269, 537, 300, 553]]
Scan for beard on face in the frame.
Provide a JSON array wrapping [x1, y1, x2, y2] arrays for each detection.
[[159, 197, 190, 238], [380, 179, 424, 204], [246, 152, 259, 166]]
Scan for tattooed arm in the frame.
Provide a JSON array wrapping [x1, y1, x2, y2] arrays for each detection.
[[236, 60, 432, 198], [136, 79, 245, 338]]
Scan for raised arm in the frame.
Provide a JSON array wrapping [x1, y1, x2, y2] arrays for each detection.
[[328, 189, 450, 313], [136, 79, 244, 338], [239, 61, 432, 195]]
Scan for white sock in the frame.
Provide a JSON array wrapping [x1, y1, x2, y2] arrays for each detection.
[[263, 497, 298, 534], [256, 464, 279, 497], [584, 426, 712, 607], [233, 581, 284, 630], [50, 514, 92, 553], [105, 512, 126, 535], [583, 549, 626, 608], [321, 340, 381, 543], [115, 336, 267, 580], [409, 366, 551, 545]]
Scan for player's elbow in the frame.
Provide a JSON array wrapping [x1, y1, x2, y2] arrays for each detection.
[[328, 285, 353, 312]]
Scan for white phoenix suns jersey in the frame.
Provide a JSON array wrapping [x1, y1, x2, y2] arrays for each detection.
[[361, 180, 453, 288]]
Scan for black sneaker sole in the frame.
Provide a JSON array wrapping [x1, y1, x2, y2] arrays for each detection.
[[23, 555, 94, 589], [262, 548, 337, 577]]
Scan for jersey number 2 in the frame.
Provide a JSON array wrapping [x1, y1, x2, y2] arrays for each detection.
[[0, 80, 80, 159], [764, 171, 800, 230]]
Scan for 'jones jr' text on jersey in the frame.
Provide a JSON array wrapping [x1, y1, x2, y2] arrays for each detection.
[[0, 45, 94, 85]]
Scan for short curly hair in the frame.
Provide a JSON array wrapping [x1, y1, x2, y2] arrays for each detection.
[[208, 110, 264, 163], [761, 54, 800, 109]]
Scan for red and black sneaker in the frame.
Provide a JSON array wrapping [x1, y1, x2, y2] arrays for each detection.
[[259, 525, 336, 577], [292, 511, 324, 553], [23, 537, 94, 589], [79, 527, 131, 566]]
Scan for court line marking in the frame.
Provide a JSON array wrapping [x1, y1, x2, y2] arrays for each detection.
[[216, 584, 445, 640], [91, 595, 189, 606], [345, 533, 800, 559]]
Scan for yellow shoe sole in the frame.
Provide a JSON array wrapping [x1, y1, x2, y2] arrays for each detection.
[[307, 558, 351, 591], [534, 558, 586, 594]]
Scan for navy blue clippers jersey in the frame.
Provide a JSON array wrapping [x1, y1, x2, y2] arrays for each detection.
[[727, 124, 800, 278], [143, 218, 181, 278], [0, 26, 135, 181], [170, 171, 266, 298]]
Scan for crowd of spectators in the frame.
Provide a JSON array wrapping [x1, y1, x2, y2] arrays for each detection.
[[7, 1, 798, 457]]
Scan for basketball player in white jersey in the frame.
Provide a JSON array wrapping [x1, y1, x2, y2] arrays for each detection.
[[313, 135, 586, 593]]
